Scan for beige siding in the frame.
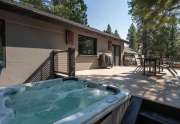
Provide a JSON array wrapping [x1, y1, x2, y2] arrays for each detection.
[[0, 47, 51, 86], [76, 56, 98, 71], [73, 28, 124, 70], [0, 9, 124, 86], [0, 10, 67, 86]]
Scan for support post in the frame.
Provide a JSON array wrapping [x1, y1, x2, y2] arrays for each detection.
[[144, 59, 146, 75], [50, 51, 55, 77], [68, 48, 75, 77]]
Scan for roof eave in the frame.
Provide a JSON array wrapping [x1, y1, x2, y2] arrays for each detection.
[[0, 0, 128, 42]]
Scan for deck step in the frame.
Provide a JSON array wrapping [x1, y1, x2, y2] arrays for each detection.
[[122, 96, 180, 124], [137, 111, 180, 124], [136, 114, 162, 124], [122, 96, 143, 124]]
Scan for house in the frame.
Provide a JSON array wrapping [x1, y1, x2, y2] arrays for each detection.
[[0, 0, 127, 86]]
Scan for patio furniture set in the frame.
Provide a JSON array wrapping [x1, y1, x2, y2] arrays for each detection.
[[135, 55, 177, 77]]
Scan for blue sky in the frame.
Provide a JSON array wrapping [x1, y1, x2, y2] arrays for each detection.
[[84, 0, 132, 39]]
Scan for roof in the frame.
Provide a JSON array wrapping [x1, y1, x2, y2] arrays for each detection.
[[0, 0, 128, 42], [124, 48, 137, 54]]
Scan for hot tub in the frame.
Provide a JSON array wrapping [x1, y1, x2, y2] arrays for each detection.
[[0, 78, 130, 124]]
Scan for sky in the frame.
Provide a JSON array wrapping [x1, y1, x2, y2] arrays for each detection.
[[84, 0, 132, 39]]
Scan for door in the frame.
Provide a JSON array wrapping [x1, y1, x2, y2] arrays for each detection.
[[112, 45, 121, 66]]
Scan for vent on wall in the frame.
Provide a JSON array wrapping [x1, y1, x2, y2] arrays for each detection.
[[66, 30, 74, 46], [108, 40, 112, 50]]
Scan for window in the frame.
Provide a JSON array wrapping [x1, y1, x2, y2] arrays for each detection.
[[78, 35, 97, 55], [0, 19, 6, 67]]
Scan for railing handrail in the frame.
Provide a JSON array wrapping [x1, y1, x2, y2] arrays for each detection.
[[53, 50, 68, 55]]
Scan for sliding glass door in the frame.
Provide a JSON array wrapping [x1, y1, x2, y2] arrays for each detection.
[[112, 45, 121, 66]]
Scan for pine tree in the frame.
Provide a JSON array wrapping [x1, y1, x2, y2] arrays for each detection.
[[127, 23, 137, 50], [114, 29, 120, 38], [128, 0, 179, 56], [167, 24, 178, 57], [18, 0, 88, 25], [51, 0, 88, 24], [19, 0, 44, 9], [128, 0, 179, 29], [104, 24, 112, 34]]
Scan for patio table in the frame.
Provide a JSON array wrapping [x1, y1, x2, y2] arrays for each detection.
[[143, 57, 161, 75]]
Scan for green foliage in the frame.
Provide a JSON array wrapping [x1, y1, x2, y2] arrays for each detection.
[[128, 0, 180, 57], [114, 29, 120, 38], [104, 24, 112, 34], [19, 0, 44, 9], [51, 0, 88, 25], [142, 24, 179, 57], [127, 23, 138, 50], [175, 31, 180, 60], [104, 25, 120, 38], [128, 0, 179, 29], [16, 0, 88, 24]]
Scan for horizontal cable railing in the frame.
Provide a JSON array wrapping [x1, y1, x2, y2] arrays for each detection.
[[53, 50, 69, 75], [24, 48, 75, 83]]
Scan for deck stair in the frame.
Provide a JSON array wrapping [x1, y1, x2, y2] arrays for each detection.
[[122, 96, 180, 124]]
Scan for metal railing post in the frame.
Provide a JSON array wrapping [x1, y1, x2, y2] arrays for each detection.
[[50, 51, 55, 77], [68, 48, 75, 77]]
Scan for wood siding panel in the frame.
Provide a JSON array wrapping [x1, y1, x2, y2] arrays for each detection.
[[0, 9, 125, 85], [55, 52, 68, 74], [73, 28, 124, 70], [76, 56, 98, 71], [0, 47, 51, 86], [0, 9, 67, 86]]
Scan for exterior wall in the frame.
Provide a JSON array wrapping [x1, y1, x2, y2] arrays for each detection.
[[0, 9, 124, 86], [74, 29, 124, 71], [74, 29, 109, 71], [0, 9, 67, 86], [73, 28, 124, 71], [175, 62, 180, 68]]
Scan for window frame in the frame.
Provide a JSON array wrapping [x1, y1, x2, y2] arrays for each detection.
[[78, 35, 97, 55], [0, 19, 6, 68]]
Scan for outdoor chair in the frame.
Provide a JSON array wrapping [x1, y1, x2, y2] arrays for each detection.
[[140, 55, 144, 65], [136, 55, 157, 74], [160, 58, 177, 77], [134, 55, 143, 72]]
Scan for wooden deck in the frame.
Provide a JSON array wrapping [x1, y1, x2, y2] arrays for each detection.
[[77, 66, 180, 108]]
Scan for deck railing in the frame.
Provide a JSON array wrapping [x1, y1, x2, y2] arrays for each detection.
[[24, 48, 75, 83]]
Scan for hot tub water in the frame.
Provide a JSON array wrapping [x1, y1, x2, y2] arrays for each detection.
[[0, 80, 114, 124]]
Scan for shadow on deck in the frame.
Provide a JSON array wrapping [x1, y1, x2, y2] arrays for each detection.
[[77, 67, 180, 108]]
